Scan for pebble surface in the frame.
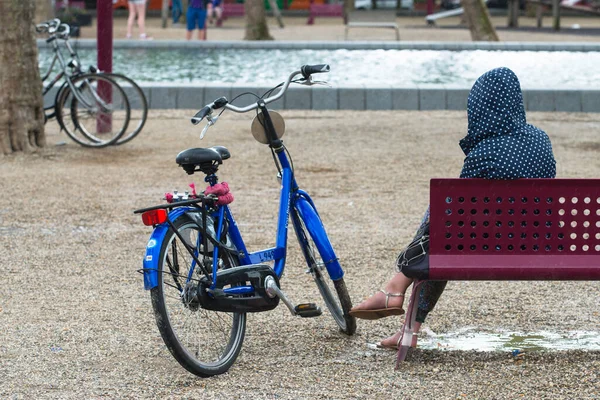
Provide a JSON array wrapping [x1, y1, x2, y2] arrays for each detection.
[[1, 110, 599, 398]]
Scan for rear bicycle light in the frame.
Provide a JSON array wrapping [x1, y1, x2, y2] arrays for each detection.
[[141, 209, 168, 226]]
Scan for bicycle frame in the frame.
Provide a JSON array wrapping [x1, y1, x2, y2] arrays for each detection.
[[142, 141, 345, 298], [42, 36, 107, 117]]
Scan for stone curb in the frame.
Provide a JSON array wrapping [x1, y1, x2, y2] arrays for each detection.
[[36, 39, 600, 52], [131, 83, 599, 112]]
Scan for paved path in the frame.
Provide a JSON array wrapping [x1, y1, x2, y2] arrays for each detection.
[[80, 15, 600, 42]]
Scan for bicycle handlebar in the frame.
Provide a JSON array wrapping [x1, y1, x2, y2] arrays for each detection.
[[36, 19, 70, 40], [190, 64, 330, 125], [36, 18, 61, 33]]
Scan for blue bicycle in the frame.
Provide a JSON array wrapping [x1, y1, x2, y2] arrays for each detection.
[[135, 65, 356, 377]]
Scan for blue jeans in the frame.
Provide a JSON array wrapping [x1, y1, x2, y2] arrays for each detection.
[[172, 0, 183, 23]]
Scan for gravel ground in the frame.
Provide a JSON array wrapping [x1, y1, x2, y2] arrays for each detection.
[[2, 110, 600, 398]]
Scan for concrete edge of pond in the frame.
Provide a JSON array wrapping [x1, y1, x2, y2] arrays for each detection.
[[44, 83, 600, 112], [36, 39, 600, 52]]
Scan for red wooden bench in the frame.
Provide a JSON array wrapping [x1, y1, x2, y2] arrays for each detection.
[[396, 178, 600, 364], [307, 3, 343, 25], [216, 3, 245, 27]]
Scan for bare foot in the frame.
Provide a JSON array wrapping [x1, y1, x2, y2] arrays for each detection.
[[378, 329, 418, 349], [351, 290, 404, 312]]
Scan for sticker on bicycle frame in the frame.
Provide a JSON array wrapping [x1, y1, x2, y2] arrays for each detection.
[[147, 239, 157, 248], [146, 255, 153, 261]]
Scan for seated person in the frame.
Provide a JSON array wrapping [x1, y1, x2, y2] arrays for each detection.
[[350, 67, 557, 349], [207, 0, 223, 25]]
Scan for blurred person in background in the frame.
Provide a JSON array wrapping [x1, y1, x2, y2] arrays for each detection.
[[126, 0, 153, 39], [172, 0, 183, 26], [186, 0, 208, 40]]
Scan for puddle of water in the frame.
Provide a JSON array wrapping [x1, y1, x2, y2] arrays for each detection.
[[417, 327, 600, 352]]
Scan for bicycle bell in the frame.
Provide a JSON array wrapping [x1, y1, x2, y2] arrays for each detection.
[[251, 109, 285, 144]]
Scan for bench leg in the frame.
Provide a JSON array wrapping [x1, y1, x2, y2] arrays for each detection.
[[395, 27, 400, 41], [395, 280, 423, 368]]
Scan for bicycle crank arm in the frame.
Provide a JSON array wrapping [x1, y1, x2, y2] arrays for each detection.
[[264, 276, 322, 317], [265, 276, 296, 315]]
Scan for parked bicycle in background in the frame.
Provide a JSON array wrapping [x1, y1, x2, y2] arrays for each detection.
[[38, 19, 148, 148]]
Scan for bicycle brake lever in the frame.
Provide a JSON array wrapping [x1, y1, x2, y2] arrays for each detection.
[[297, 76, 332, 88], [310, 80, 332, 88], [199, 116, 218, 140], [200, 124, 210, 140]]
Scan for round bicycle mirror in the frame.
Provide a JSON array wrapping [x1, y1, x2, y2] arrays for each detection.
[[251, 110, 285, 144]]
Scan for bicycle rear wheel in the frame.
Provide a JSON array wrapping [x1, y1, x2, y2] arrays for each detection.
[[293, 209, 356, 335], [99, 73, 148, 145], [150, 216, 246, 377], [56, 74, 130, 148]]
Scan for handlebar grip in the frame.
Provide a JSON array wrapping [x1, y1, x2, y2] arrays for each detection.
[[301, 64, 330, 79], [213, 96, 228, 109], [191, 106, 212, 125]]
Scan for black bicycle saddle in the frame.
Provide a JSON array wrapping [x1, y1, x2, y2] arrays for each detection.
[[176, 146, 231, 175], [176, 146, 230, 164]]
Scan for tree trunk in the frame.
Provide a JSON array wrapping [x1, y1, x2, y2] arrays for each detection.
[[462, 0, 499, 41], [161, 0, 169, 28], [0, 0, 45, 156], [552, 0, 560, 30], [35, 0, 54, 22], [245, 0, 273, 40], [507, 0, 519, 28], [343, 0, 354, 23]]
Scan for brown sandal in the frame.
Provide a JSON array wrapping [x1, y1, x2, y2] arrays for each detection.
[[349, 290, 405, 320]]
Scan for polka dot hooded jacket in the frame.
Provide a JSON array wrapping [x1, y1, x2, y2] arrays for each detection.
[[459, 67, 556, 179]]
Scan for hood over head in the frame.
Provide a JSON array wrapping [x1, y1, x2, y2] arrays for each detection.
[[458, 67, 556, 180], [460, 67, 526, 156]]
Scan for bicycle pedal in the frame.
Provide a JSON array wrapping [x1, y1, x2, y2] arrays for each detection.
[[294, 303, 322, 318]]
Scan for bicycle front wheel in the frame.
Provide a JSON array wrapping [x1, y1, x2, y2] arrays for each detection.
[[56, 74, 130, 148], [150, 216, 246, 377], [293, 209, 357, 335]]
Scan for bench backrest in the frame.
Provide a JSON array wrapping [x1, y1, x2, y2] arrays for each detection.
[[222, 3, 245, 15], [429, 179, 600, 280], [348, 10, 396, 23], [310, 3, 343, 15]]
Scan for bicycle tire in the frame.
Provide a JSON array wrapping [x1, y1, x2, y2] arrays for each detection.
[[294, 210, 357, 335], [98, 72, 148, 145], [56, 74, 130, 148], [150, 216, 246, 377]]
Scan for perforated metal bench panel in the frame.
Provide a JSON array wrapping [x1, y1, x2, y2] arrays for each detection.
[[429, 178, 600, 280]]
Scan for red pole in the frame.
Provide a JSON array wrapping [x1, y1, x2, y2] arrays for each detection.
[[426, 0, 434, 15], [97, 0, 113, 134]]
